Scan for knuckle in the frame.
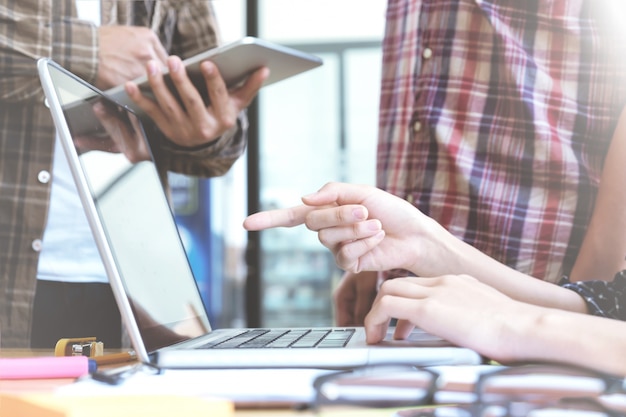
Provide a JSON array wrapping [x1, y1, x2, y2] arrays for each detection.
[[336, 248, 362, 274], [197, 124, 215, 141], [317, 229, 331, 246], [378, 279, 393, 293], [217, 113, 237, 130], [335, 249, 352, 270], [334, 207, 347, 224], [377, 294, 396, 309]]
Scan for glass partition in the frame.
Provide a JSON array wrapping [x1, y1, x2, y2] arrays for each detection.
[[255, 0, 386, 326]]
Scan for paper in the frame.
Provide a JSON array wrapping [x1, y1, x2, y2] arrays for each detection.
[[55, 365, 498, 406], [57, 364, 614, 410], [56, 367, 334, 406]]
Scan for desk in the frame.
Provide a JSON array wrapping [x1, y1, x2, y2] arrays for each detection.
[[1, 376, 311, 416], [2, 350, 471, 416], [0, 350, 318, 416]]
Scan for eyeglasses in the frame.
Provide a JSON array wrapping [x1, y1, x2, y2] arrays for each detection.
[[465, 363, 626, 417], [312, 364, 440, 410], [311, 362, 626, 417]]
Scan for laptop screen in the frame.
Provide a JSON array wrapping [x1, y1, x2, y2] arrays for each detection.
[[45, 62, 211, 352]]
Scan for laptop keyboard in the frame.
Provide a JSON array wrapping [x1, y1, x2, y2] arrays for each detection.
[[198, 328, 356, 349]]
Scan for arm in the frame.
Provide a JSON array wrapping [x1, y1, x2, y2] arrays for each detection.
[[129, 57, 268, 177], [365, 275, 626, 376], [124, 1, 268, 177], [570, 106, 626, 281], [244, 182, 587, 313]]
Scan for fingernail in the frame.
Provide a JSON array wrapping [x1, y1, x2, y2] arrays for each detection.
[[169, 58, 180, 73], [124, 82, 135, 95], [92, 101, 104, 114], [148, 61, 158, 76], [367, 220, 382, 231], [352, 207, 367, 220], [201, 60, 214, 75]]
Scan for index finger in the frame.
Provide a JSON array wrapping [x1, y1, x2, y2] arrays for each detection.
[[243, 204, 315, 231]]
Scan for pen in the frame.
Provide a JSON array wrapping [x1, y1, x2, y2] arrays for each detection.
[[0, 356, 97, 380], [91, 363, 140, 385], [93, 350, 137, 366]]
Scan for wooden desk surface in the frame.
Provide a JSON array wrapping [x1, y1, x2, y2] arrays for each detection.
[[0, 349, 314, 416]]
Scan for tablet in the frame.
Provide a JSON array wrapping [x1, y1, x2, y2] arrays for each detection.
[[105, 36, 323, 114]]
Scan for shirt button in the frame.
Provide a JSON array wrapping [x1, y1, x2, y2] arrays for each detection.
[[37, 170, 51, 184], [413, 121, 422, 132], [422, 47, 433, 60], [406, 195, 414, 204], [32, 239, 43, 252]]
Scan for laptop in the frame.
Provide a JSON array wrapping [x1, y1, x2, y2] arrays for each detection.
[[37, 58, 483, 370]]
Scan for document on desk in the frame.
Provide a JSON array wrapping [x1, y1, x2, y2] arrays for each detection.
[[57, 364, 623, 410], [56, 367, 334, 406], [55, 365, 496, 407]]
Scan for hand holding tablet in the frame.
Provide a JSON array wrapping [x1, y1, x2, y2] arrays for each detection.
[[106, 36, 323, 114]]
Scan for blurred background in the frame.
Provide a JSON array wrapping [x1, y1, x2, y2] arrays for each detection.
[[170, 0, 386, 329]]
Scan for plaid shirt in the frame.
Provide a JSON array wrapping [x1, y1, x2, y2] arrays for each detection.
[[378, 0, 626, 282], [0, 0, 247, 347]]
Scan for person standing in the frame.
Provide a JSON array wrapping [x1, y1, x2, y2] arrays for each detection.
[[334, 0, 626, 325], [0, 0, 267, 348]]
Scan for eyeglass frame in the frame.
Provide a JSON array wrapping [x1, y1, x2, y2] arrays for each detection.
[[310, 361, 626, 415], [311, 363, 442, 411]]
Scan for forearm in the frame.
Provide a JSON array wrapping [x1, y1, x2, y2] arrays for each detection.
[[459, 247, 588, 312], [503, 306, 626, 376], [413, 227, 589, 313]]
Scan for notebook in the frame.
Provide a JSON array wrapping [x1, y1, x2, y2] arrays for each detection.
[[37, 58, 483, 370]]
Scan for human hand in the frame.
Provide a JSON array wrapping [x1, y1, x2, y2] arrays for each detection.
[[244, 182, 453, 276], [73, 99, 151, 163], [92, 100, 151, 162], [96, 26, 169, 89], [364, 274, 527, 363], [125, 56, 269, 147], [333, 271, 379, 326]]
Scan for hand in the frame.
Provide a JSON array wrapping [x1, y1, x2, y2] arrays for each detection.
[[244, 182, 453, 277], [125, 56, 269, 147], [72, 100, 151, 163], [364, 274, 528, 363], [333, 271, 379, 326], [244, 182, 592, 317], [96, 26, 169, 89]]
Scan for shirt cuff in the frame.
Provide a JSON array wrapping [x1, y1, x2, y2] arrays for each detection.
[[559, 270, 626, 320]]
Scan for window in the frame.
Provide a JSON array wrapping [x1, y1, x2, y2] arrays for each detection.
[[253, 1, 386, 327]]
